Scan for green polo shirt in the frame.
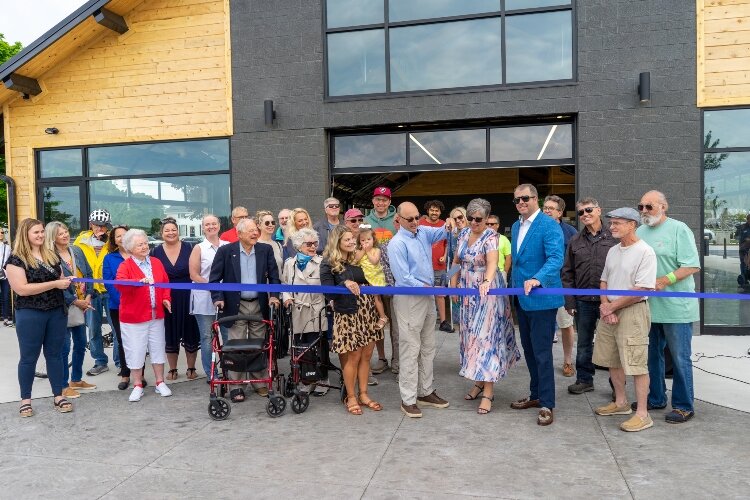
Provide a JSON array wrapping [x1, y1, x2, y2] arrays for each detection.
[[636, 218, 700, 323]]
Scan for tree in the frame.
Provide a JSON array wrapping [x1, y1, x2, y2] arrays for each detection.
[[703, 130, 728, 171], [0, 33, 22, 63], [0, 33, 23, 228]]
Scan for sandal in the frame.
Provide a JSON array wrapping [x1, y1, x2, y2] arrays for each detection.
[[477, 395, 494, 415], [19, 403, 33, 418], [118, 378, 130, 391], [376, 317, 389, 329], [166, 369, 179, 381], [54, 398, 73, 413], [344, 395, 362, 415], [358, 393, 383, 411], [230, 388, 245, 403], [464, 384, 484, 401], [186, 368, 198, 380]]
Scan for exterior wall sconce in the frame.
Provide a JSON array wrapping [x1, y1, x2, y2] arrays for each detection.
[[264, 99, 276, 126], [44, 127, 59, 134], [638, 72, 650, 103]]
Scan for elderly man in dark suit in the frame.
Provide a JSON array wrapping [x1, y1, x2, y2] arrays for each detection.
[[210, 217, 280, 401]]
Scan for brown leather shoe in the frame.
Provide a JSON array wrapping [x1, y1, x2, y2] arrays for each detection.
[[562, 362, 575, 377], [401, 402, 422, 418], [416, 391, 449, 408], [510, 397, 540, 410], [537, 407, 554, 426]]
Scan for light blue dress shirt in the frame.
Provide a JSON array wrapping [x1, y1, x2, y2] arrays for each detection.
[[239, 244, 258, 300], [388, 226, 447, 288]]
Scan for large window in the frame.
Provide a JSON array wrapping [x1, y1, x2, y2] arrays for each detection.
[[37, 139, 231, 236], [702, 109, 750, 331], [332, 121, 573, 173], [325, 0, 574, 97]]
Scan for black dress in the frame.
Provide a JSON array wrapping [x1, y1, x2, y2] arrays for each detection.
[[151, 243, 200, 353]]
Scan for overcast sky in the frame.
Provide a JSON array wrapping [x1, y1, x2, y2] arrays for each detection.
[[2, 1, 88, 47]]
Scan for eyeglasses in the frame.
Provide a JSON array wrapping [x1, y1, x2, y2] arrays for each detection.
[[637, 204, 655, 212], [347, 217, 364, 223], [577, 207, 596, 216], [542, 205, 559, 212], [399, 215, 420, 223], [513, 195, 537, 205], [326, 204, 340, 209], [466, 216, 484, 223], [263, 220, 276, 226], [234, 214, 249, 220], [453, 214, 464, 220], [160, 217, 176, 225], [302, 241, 319, 247], [487, 222, 499, 226]]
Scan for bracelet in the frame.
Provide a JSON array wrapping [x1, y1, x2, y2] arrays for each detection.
[[666, 272, 677, 285]]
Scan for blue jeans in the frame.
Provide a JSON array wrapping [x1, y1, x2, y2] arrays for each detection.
[[16, 307, 67, 399], [62, 324, 87, 385], [0, 279, 11, 320], [574, 300, 600, 384], [516, 301, 557, 409], [86, 292, 109, 367], [647, 322, 694, 412], [103, 298, 120, 368], [195, 314, 227, 378]]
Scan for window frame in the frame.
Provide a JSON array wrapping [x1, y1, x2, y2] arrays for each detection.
[[322, 0, 577, 100]]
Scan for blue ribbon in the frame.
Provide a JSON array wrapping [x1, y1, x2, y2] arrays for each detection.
[[74, 278, 750, 300]]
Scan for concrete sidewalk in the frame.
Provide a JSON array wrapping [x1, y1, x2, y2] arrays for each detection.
[[2, 328, 749, 499]]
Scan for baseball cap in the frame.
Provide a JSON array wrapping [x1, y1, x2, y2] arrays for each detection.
[[89, 209, 112, 227], [606, 207, 640, 224], [373, 186, 391, 199], [344, 208, 364, 220]]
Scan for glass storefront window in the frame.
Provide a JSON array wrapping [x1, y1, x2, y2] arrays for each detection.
[[505, 11, 572, 83], [326, 0, 383, 28], [41, 185, 81, 231], [490, 124, 573, 162], [388, 0, 499, 22], [327, 30, 386, 96], [409, 129, 487, 165], [505, 0, 571, 9], [704, 109, 750, 149], [39, 149, 82, 178], [389, 19, 502, 92], [334, 134, 406, 169]]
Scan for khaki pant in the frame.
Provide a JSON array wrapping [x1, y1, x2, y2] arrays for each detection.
[[592, 301, 651, 376], [227, 299, 267, 390], [382, 295, 399, 368], [393, 295, 436, 405]]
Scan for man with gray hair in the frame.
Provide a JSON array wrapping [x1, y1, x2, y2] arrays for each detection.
[[313, 197, 342, 255], [220, 206, 250, 243], [274, 208, 291, 244], [636, 190, 700, 424]]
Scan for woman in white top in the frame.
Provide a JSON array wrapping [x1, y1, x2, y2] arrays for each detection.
[[256, 210, 285, 278], [0, 227, 12, 326], [188, 214, 229, 379]]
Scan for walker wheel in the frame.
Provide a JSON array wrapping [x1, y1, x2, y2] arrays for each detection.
[[266, 395, 287, 418], [291, 393, 310, 414], [283, 377, 295, 398], [208, 397, 231, 421]]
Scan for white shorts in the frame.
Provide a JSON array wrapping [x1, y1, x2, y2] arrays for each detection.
[[556, 306, 574, 329], [121, 319, 167, 368]]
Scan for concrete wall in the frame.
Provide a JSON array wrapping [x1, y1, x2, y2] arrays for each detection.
[[230, 0, 700, 232]]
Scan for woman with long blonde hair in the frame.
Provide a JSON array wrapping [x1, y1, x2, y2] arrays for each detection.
[[284, 207, 312, 260], [6, 218, 74, 417], [320, 226, 383, 415]]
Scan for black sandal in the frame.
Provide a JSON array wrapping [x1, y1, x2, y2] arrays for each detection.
[[230, 388, 245, 403], [54, 398, 73, 413], [464, 384, 484, 400], [477, 395, 494, 415], [186, 368, 198, 380], [118, 379, 130, 391], [166, 369, 179, 381], [19, 403, 33, 418]]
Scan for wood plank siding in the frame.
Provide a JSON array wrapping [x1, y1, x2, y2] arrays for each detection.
[[698, 0, 750, 106], [1, 0, 232, 220]]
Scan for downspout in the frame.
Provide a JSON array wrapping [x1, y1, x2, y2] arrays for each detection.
[[0, 175, 17, 239]]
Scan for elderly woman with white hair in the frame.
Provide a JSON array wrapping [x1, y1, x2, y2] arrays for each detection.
[[449, 198, 520, 415], [282, 227, 331, 395], [115, 229, 173, 402]]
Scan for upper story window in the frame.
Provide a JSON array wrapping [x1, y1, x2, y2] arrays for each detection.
[[325, 0, 574, 98]]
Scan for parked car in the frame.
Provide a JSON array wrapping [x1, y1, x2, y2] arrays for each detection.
[[704, 228, 715, 242], [148, 236, 164, 249], [181, 236, 203, 245]]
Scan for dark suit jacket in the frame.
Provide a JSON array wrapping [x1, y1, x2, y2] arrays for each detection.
[[209, 241, 280, 320]]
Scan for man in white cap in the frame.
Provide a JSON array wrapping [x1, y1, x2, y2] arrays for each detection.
[[592, 207, 657, 432]]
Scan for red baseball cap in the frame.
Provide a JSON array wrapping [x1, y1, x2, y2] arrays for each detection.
[[373, 186, 391, 199], [344, 208, 364, 220]]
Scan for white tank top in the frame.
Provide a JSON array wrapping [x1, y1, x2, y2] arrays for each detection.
[[190, 238, 229, 315]]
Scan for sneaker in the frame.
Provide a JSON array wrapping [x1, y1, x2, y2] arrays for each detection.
[[62, 387, 80, 399], [86, 365, 109, 376], [595, 402, 632, 416], [562, 362, 575, 377], [69, 380, 97, 390], [3, 319, 13, 327], [567, 381, 594, 394], [438, 321, 455, 333], [154, 382, 172, 397], [371, 358, 389, 374], [401, 402, 422, 418], [665, 409, 694, 424], [630, 401, 667, 412], [368, 375, 379, 386], [620, 413, 653, 432], [129, 386, 144, 402], [553, 332, 559, 343], [34, 371, 48, 379], [255, 386, 269, 397], [391, 364, 399, 375], [416, 391, 449, 408], [313, 379, 329, 396]]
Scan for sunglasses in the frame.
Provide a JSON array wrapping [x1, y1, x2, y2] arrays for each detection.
[[487, 222, 498, 226], [467, 216, 484, 223], [160, 217, 176, 225], [453, 214, 464, 220], [326, 204, 340, 209], [302, 241, 319, 247], [263, 220, 276, 226], [347, 217, 364, 223], [637, 204, 655, 212], [399, 215, 420, 223], [513, 195, 537, 205], [577, 207, 596, 216]]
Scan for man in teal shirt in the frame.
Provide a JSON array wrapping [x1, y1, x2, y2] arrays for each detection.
[[636, 191, 700, 424]]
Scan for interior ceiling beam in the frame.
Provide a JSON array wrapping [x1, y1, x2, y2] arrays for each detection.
[[93, 8, 129, 34], [2, 73, 42, 96]]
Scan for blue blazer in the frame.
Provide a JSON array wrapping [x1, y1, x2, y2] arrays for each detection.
[[511, 212, 565, 311]]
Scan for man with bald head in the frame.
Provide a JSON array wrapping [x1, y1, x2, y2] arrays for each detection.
[[636, 190, 700, 424], [389, 202, 452, 418]]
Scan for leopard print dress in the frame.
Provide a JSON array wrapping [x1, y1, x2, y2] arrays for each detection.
[[331, 294, 383, 354]]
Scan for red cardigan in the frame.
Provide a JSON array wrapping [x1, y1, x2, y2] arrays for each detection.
[[115, 257, 171, 324]]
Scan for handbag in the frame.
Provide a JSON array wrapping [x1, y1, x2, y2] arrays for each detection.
[[66, 250, 86, 328]]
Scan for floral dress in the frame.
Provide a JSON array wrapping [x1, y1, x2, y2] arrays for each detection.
[[456, 228, 520, 382]]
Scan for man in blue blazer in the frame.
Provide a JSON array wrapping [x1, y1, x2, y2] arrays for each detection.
[[509, 184, 565, 426]]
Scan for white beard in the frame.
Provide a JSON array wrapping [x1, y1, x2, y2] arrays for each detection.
[[641, 213, 662, 227]]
